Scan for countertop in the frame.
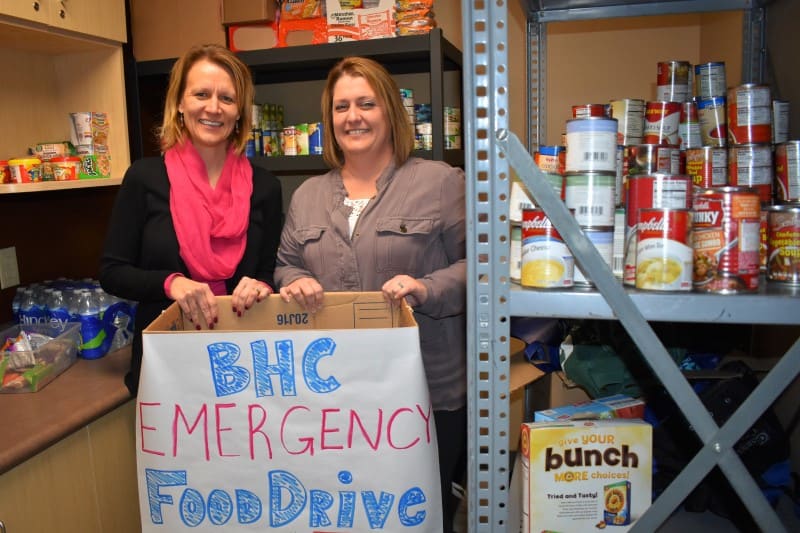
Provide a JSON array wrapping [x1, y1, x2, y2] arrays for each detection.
[[0, 346, 131, 474]]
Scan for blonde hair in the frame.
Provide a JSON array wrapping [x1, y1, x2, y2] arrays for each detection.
[[159, 44, 254, 154], [321, 56, 414, 169]]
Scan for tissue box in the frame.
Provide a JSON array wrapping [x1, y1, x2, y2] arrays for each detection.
[[0, 322, 80, 393]]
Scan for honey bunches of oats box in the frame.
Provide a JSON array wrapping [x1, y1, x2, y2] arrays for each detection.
[[520, 419, 652, 533]]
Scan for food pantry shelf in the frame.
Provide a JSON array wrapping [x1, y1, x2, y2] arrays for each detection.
[[0, 178, 123, 194]]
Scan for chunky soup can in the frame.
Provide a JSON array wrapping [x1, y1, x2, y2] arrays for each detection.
[[766, 204, 800, 284], [635, 208, 693, 291], [692, 186, 761, 293], [775, 141, 800, 203], [520, 208, 574, 289]]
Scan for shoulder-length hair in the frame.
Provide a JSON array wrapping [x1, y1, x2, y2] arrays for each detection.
[[159, 44, 254, 154], [320, 56, 414, 169]]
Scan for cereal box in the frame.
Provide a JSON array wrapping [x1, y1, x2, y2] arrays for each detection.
[[520, 419, 652, 532]]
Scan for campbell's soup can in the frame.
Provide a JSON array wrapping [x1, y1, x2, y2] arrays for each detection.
[[656, 61, 691, 102], [775, 141, 800, 203], [728, 143, 773, 203], [695, 62, 727, 98], [572, 103, 608, 118], [623, 173, 693, 285], [564, 171, 616, 227], [609, 98, 645, 146], [766, 204, 800, 284], [635, 208, 693, 291], [520, 208, 574, 288], [643, 101, 682, 145], [678, 101, 702, 150], [727, 84, 772, 145], [535, 145, 566, 175], [772, 100, 790, 145], [573, 227, 614, 287], [685, 146, 727, 188], [565, 117, 618, 173], [510, 223, 522, 283], [692, 186, 761, 292], [696, 96, 727, 147]]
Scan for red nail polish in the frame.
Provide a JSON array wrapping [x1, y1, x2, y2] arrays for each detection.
[[209, 323, 214, 330], [195, 324, 201, 331], [232, 306, 238, 313], [214, 317, 219, 324], [237, 311, 242, 317]]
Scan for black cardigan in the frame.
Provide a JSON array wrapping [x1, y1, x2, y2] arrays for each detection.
[[99, 156, 283, 395]]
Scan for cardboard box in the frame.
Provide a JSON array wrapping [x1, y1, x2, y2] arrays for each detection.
[[326, 0, 396, 42], [228, 22, 280, 52], [521, 419, 652, 532], [222, 0, 277, 25], [137, 292, 444, 531], [534, 394, 646, 422]]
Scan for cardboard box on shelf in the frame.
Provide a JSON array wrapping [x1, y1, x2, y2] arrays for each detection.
[[136, 292, 443, 531], [221, 0, 277, 25], [534, 393, 646, 422], [326, 0, 396, 42]]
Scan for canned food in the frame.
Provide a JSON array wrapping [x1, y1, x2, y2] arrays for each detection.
[[565, 118, 618, 173], [760, 207, 769, 272], [573, 227, 614, 287], [535, 145, 566, 175], [511, 223, 522, 283], [727, 84, 772, 145], [612, 207, 625, 278], [766, 204, 800, 284], [694, 62, 727, 98], [772, 100, 790, 145], [282, 125, 297, 156], [509, 176, 564, 222], [609, 98, 645, 146], [656, 60, 691, 102], [643, 101, 682, 145], [564, 171, 616, 227], [635, 208, 693, 291], [572, 103, 608, 119], [685, 147, 727, 188], [624, 144, 681, 178], [692, 186, 761, 292], [520, 208, 574, 289], [696, 96, 727, 147], [678, 101, 702, 150], [623, 173, 693, 285], [775, 141, 800, 203], [728, 143, 773, 203], [8, 157, 42, 183]]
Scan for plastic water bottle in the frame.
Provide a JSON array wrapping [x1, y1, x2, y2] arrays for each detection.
[[20, 286, 45, 326], [104, 294, 135, 351], [76, 290, 108, 359], [11, 286, 27, 324], [45, 290, 70, 330]]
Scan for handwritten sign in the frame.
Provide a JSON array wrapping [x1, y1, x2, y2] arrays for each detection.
[[138, 298, 442, 532]]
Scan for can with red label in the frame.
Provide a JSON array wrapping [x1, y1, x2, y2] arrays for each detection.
[[775, 141, 800, 203], [760, 207, 769, 272], [609, 98, 645, 146], [696, 95, 727, 147], [623, 173, 693, 285], [572, 104, 608, 119], [635, 208, 693, 291], [535, 145, 566, 175], [766, 204, 800, 284], [678, 101, 701, 150], [727, 84, 772, 145], [643, 101, 682, 145], [520, 208, 574, 288], [685, 146, 727, 188], [656, 60, 691, 102], [692, 186, 761, 292], [728, 143, 773, 203], [695, 62, 727, 98]]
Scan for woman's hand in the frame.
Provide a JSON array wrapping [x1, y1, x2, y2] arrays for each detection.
[[279, 277, 324, 313], [382, 275, 427, 308], [168, 276, 219, 329], [232, 276, 273, 317]]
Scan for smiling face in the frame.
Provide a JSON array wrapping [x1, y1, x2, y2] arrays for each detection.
[[331, 73, 393, 164], [178, 59, 240, 152]]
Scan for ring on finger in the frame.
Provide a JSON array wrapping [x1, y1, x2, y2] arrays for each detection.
[[398, 281, 404, 289]]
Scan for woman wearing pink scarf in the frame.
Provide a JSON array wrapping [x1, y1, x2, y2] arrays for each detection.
[[100, 44, 282, 396]]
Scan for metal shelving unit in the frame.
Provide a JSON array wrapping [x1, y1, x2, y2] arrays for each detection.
[[464, 1, 800, 532]]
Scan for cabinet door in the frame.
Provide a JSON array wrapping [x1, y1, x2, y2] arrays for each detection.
[[49, 0, 127, 42], [0, 0, 49, 24]]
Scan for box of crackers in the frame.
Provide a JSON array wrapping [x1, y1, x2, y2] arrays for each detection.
[[520, 419, 652, 532]]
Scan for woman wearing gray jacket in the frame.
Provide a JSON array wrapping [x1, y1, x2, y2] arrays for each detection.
[[274, 56, 466, 533]]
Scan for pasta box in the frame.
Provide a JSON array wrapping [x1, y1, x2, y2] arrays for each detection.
[[520, 419, 652, 532]]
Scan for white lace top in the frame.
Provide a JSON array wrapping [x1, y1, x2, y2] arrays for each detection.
[[343, 197, 370, 238]]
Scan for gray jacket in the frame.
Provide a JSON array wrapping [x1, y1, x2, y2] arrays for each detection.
[[275, 157, 467, 410]]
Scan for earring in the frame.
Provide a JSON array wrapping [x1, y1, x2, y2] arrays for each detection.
[[178, 112, 184, 127], [234, 120, 240, 134]]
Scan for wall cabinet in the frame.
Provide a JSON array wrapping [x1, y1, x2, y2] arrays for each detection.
[[133, 28, 464, 175], [463, 1, 800, 532], [0, 0, 126, 43]]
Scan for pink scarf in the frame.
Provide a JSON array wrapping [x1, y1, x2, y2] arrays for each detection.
[[165, 141, 252, 288]]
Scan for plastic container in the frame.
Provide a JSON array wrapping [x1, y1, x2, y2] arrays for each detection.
[[0, 322, 80, 393]]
